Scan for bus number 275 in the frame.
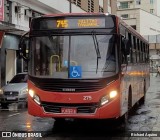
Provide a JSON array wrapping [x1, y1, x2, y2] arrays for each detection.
[[83, 96, 92, 101]]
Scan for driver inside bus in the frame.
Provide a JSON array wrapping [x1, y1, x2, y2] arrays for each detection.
[[102, 36, 116, 72]]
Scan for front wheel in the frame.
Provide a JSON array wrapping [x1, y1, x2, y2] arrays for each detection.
[[118, 111, 129, 125], [119, 87, 132, 124], [53, 118, 66, 131], [140, 82, 146, 105], [54, 118, 66, 125]]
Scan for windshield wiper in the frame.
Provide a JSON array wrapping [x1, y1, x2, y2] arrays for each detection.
[[92, 31, 101, 73], [92, 32, 101, 59]]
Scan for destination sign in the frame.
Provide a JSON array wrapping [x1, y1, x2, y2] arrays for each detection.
[[31, 16, 115, 30], [33, 17, 107, 30], [78, 19, 100, 27], [56, 19, 102, 28]]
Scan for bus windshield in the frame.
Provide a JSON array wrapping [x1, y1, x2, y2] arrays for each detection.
[[29, 34, 117, 79]]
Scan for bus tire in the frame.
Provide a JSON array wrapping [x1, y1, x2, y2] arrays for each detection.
[[119, 87, 132, 124], [52, 118, 66, 132], [128, 87, 132, 112], [54, 118, 66, 127], [140, 81, 146, 104], [125, 87, 132, 122]]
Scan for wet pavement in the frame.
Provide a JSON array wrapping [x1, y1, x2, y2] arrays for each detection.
[[127, 74, 160, 132], [0, 74, 160, 140]]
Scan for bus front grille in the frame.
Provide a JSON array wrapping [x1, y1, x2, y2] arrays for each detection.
[[29, 75, 118, 92], [41, 102, 98, 114]]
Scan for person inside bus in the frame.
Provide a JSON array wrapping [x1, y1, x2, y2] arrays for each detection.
[[102, 36, 116, 72], [156, 65, 160, 77]]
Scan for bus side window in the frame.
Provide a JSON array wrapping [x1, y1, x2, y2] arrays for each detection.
[[121, 35, 127, 64], [127, 33, 132, 64], [132, 36, 137, 64]]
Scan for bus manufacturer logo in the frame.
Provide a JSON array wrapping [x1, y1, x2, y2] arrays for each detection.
[[62, 88, 76, 92]]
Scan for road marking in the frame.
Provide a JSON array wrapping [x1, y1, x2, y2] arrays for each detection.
[[8, 113, 20, 117]]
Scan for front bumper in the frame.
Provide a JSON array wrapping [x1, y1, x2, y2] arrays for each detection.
[[0, 94, 27, 104], [28, 96, 120, 119], [28, 78, 121, 119]]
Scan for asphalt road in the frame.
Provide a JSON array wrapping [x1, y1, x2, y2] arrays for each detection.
[[0, 74, 160, 140]]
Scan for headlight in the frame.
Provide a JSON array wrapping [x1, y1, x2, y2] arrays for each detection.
[[109, 91, 118, 99], [0, 89, 3, 94], [100, 90, 118, 106], [29, 89, 34, 98], [28, 89, 41, 105], [34, 94, 41, 105], [20, 88, 28, 94], [100, 95, 109, 106]]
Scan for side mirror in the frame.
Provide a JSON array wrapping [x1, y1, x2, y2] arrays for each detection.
[[18, 32, 29, 61]]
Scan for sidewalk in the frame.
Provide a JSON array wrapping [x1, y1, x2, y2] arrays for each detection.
[[126, 73, 160, 131], [127, 74, 160, 140], [147, 74, 160, 131]]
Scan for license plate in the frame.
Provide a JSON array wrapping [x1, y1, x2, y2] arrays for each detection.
[[61, 108, 77, 114], [7, 97, 16, 100]]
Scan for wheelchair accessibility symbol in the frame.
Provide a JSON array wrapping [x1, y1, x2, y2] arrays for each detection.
[[69, 66, 82, 78]]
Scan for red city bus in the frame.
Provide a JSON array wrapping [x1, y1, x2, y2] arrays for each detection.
[[19, 13, 150, 121]]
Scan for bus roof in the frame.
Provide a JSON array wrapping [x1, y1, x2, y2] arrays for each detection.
[[31, 13, 116, 31], [31, 13, 148, 44], [42, 13, 111, 18], [119, 17, 148, 44]]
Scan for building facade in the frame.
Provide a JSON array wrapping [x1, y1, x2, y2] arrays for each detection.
[[117, 8, 160, 35], [116, 0, 160, 72], [117, 0, 160, 16], [0, 0, 114, 87], [71, 0, 112, 13], [116, 0, 160, 35]]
